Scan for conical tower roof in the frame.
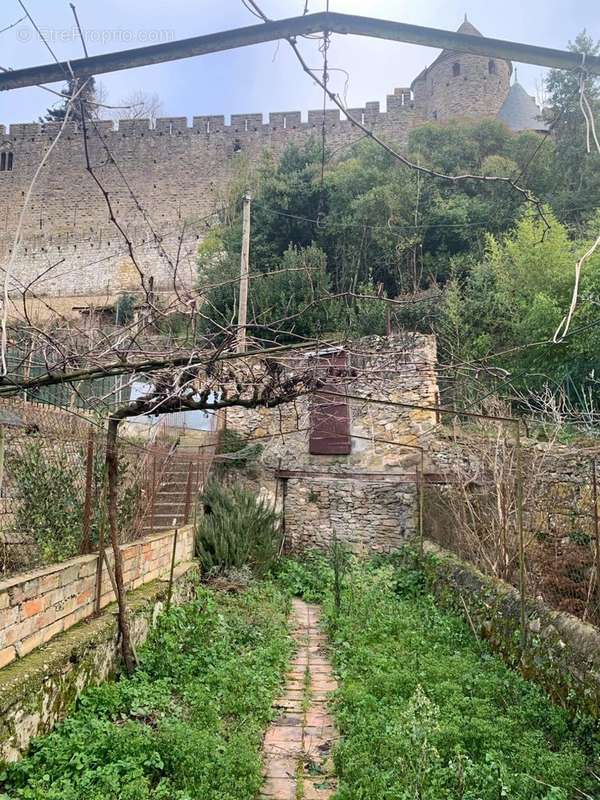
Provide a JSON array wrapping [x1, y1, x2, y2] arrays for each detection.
[[412, 17, 510, 87], [455, 17, 483, 38], [497, 80, 548, 132]]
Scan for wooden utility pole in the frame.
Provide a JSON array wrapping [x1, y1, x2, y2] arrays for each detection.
[[237, 191, 251, 353]]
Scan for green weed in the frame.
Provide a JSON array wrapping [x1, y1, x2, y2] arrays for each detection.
[[287, 556, 597, 800], [0, 583, 292, 800]]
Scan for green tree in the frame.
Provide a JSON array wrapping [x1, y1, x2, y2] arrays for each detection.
[[42, 76, 100, 124], [197, 241, 337, 343], [545, 31, 600, 224], [442, 210, 600, 402]]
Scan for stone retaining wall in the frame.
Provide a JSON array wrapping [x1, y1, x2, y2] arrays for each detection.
[[421, 541, 600, 717], [0, 526, 194, 670], [0, 562, 199, 762], [285, 476, 416, 553]]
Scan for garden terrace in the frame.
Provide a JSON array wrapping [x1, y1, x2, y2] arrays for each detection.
[[0, 554, 598, 799]]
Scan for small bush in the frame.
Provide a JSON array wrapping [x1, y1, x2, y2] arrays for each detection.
[[215, 429, 263, 474], [196, 482, 281, 575], [273, 550, 335, 602]]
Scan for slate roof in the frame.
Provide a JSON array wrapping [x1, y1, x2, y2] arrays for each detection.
[[497, 81, 549, 132], [411, 17, 510, 87]]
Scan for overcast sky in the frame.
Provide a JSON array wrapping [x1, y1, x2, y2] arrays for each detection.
[[0, 0, 598, 125]]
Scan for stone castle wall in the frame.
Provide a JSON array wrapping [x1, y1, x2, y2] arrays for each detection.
[[0, 94, 423, 315], [0, 33, 512, 317]]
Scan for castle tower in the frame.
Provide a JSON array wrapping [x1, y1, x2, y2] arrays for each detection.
[[411, 17, 512, 122]]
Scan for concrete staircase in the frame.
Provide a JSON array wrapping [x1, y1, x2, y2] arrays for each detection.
[[140, 431, 214, 535]]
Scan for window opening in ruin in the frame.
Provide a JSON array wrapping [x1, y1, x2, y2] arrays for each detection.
[[244, 119, 249, 132], [233, 139, 242, 153], [453, 62, 461, 77], [309, 350, 351, 456], [283, 115, 287, 129], [489, 60, 497, 75], [0, 151, 14, 172], [206, 120, 210, 133]]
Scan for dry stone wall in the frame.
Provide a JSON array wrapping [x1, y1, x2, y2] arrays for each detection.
[[226, 333, 438, 553], [285, 477, 417, 553], [226, 333, 438, 471]]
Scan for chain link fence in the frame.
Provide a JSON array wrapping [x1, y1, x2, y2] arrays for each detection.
[[0, 398, 209, 579]]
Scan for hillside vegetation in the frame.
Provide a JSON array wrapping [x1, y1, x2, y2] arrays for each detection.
[[197, 32, 600, 412]]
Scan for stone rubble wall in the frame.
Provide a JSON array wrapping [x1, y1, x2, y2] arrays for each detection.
[[226, 333, 438, 472], [285, 477, 417, 553], [226, 333, 438, 553], [0, 526, 194, 670], [421, 541, 600, 718]]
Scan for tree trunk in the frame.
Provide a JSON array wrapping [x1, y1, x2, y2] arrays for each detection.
[[106, 416, 135, 674]]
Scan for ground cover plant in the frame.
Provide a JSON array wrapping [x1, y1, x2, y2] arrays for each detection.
[[276, 554, 599, 799], [0, 582, 292, 800]]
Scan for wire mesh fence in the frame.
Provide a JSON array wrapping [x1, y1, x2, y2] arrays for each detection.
[[0, 397, 221, 581], [424, 423, 600, 629]]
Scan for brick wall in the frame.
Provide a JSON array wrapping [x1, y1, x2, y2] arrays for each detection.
[[0, 526, 194, 669]]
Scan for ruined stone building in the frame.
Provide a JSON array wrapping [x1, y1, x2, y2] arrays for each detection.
[[0, 18, 546, 319], [225, 333, 438, 553]]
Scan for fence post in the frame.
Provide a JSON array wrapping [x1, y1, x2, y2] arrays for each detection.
[[417, 455, 424, 557], [81, 428, 94, 554], [183, 462, 193, 524], [515, 419, 527, 652], [166, 528, 179, 612], [95, 518, 105, 614], [150, 451, 157, 536], [592, 458, 600, 620]]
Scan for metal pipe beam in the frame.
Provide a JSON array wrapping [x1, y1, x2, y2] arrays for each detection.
[[0, 11, 598, 92]]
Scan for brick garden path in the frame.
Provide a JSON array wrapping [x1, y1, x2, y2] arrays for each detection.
[[260, 598, 338, 799]]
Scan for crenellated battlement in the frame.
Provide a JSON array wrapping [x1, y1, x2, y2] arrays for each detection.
[[0, 86, 426, 315], [0, 89, 417, 140], [0, 16, 521, 319]]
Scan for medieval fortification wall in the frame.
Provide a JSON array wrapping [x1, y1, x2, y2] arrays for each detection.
[[0, 24, 512, 317]]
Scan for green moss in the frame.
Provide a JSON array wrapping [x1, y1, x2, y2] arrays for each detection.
[[0, 567, 200, 757]]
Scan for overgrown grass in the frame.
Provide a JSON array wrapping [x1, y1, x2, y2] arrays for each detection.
[[0, 583, 292, 800], [277, 553, 598, 799]]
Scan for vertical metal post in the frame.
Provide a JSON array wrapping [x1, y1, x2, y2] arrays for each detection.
[[81, 428, 94, 553], [417, 449, 424, 557], [150, 451, 157, 536], [515, 420, 527, 652], [183, 462, 193, 524], [0, 426, 5, 499], [95, 506, 105, 614], [237, 191, 251, 352], [592, 458, 600, 620], [166, 528, 179, 611]]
